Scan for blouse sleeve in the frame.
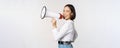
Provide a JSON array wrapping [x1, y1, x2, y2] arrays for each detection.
[[52, 22, 72, 41]]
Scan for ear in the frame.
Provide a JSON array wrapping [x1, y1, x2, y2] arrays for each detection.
[[71, 13, 73, 16]]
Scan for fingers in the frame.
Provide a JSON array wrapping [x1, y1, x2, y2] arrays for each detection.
[[51, 18, 56, 23], [51, 18, 57, 28]]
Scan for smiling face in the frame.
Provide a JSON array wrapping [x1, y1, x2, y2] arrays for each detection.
[[63, 6, 73, 20]]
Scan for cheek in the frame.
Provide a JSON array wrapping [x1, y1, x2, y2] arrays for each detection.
[[63, 11, 71, 18], [65, 14, 71, 19], [66, 13, 71, 17], [64, 12, 71, 16], [64, 13, 69, 18], [67, 15, 71, 19]]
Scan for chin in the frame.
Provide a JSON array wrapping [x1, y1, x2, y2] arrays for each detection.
[[64, 18, 68, 20]]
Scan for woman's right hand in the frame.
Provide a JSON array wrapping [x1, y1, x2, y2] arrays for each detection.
[[51, 18, 57, 29]]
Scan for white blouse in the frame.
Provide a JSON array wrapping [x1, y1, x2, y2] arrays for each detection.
[[52, 20, 78, 42]]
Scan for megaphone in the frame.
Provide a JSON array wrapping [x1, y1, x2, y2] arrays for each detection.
[[40, 6, 64, 20]]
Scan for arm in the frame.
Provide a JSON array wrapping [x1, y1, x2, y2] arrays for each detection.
[[51, 18, 71, 40], [52, 24, 71, 40]]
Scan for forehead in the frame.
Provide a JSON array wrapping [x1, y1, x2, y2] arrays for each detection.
[[64, 6, 71, 10]]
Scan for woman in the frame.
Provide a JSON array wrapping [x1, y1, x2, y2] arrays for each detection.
[[51, 4, 78, 48]]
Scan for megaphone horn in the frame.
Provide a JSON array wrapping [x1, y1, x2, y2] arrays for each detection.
[[40, 6, 64, 20]]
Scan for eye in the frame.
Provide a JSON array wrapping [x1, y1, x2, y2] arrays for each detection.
[[66, 10, 71, 13], [66, 10, 69, 12]]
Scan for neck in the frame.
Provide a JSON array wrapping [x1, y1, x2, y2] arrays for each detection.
[[65, 18, 71, 20]]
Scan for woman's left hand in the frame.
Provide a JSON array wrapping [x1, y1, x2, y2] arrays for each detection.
[[51, 18, 57, 29]]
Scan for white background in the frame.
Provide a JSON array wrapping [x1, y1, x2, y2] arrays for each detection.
[[0, 0, 120, 48]]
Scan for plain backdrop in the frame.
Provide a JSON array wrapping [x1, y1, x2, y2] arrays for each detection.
[[0, 0, 120, 48]]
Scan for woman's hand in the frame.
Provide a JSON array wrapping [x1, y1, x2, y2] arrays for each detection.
[[51, 18, 57, 29]]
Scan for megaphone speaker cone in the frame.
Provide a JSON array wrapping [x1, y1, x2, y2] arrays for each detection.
[[40, 6, 64, 20], [40, 6, 47, 19]]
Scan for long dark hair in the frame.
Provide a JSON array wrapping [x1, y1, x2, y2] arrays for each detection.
[[64, 4, 76, 20]]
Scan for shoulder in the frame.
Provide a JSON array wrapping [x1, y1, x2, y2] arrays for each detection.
[[64, 20, 74, 28], [66, 20, 74, 24]]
